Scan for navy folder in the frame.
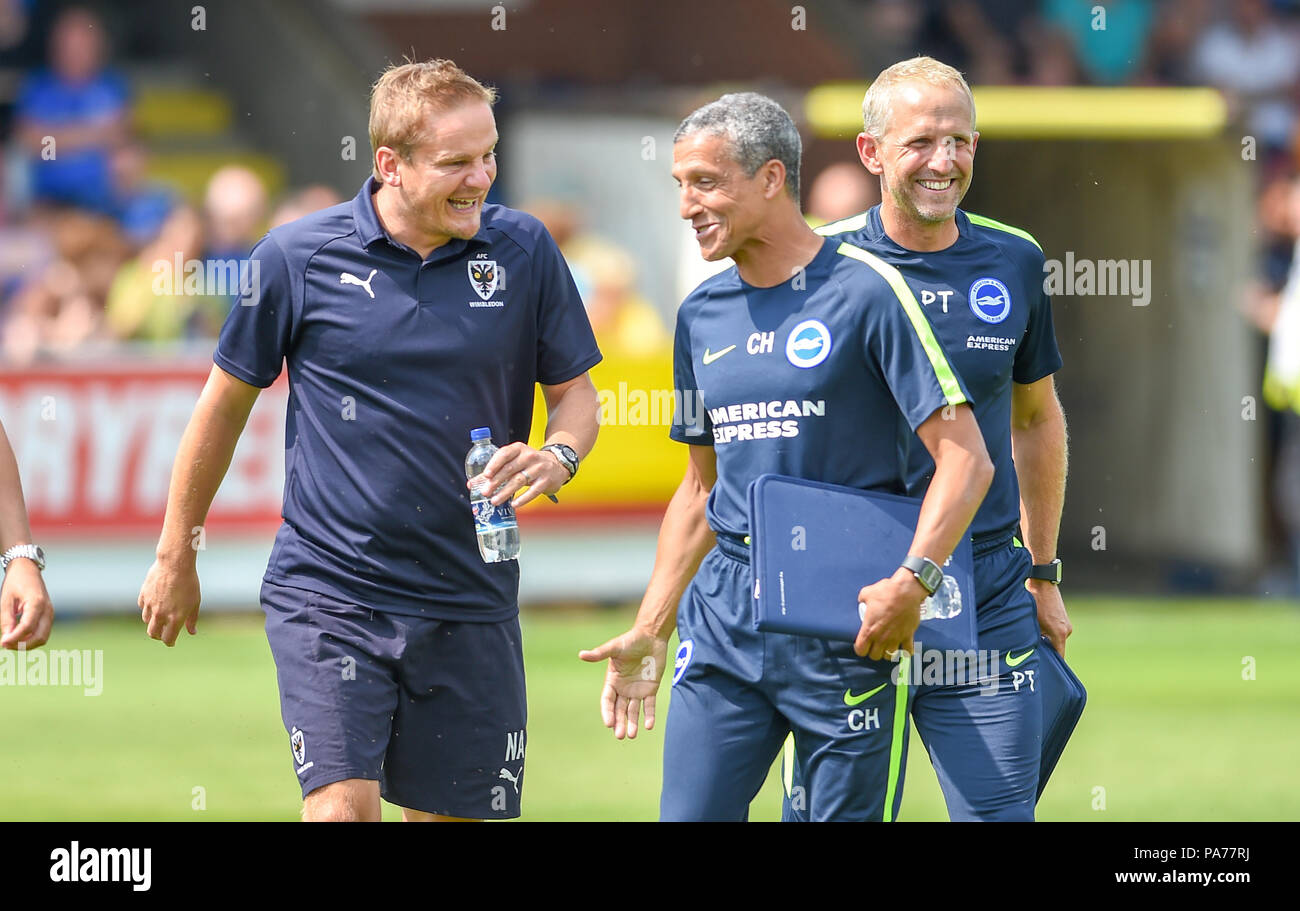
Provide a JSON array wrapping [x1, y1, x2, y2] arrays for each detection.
[[748, 473, 977, 652], [1036, 635, 1087, 801]]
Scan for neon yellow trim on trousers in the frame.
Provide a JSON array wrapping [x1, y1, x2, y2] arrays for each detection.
[[782, 661, 909, 819], [883, 653, 910, 822], [782, 733, 795, 797]]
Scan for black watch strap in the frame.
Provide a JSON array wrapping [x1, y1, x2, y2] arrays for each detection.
[[900, 555, 943, 595], [542, 443, 579, 482], [1028, 558, 1062, 584]]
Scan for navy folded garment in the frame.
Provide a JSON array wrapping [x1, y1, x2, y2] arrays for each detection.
[[1036, 634, 1087, 801], [748, 473, 977, 652]]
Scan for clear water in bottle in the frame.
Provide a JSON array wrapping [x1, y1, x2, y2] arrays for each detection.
[[919, 573, 962, 620], [465, 427, 520, 563]]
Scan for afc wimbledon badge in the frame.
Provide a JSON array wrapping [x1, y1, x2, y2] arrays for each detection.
[[290, 727, 306, 765], [468, 260, 500, 300]]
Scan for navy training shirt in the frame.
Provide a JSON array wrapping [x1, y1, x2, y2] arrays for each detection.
[[818, 206, 1062, 542], [670, 236, 972, 540], [215, 178, 602, 620]]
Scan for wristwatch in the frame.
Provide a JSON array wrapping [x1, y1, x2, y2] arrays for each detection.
[[2, 544, 45, 572], [900, 555, 943, 595], [1028, 558, 1062, 584], [541, 443, 579, 483]]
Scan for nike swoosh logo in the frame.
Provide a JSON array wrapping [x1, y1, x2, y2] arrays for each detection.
[[843, 683, 887, 706], [1006, 648, 1035, 667], [702, 345, 736, 365]]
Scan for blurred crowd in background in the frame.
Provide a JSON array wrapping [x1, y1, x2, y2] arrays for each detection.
[[0, 0, 1297, 591], [6, 0, 1300, 586], [0, 2, 344, 361], [4, 0, 1300, 363]]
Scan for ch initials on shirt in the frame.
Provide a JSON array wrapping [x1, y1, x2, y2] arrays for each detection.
[[746, 331, 775, 354]]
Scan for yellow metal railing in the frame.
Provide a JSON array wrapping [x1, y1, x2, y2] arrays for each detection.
[[804, 85, 1229, 140]]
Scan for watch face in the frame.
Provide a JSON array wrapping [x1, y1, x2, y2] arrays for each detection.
[[548, 445, 577, 474], [918, 563, 943, 592]]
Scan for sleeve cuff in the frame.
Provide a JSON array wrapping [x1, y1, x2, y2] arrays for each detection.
[[669, 428, 714, 445], [213, 350, 279, 389], [538, 350, 602, 387]]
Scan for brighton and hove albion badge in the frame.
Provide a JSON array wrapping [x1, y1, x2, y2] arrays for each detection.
[[468, 260, 500, 300], [785, 319, 832, 368], [968, 277, 1012, 324]]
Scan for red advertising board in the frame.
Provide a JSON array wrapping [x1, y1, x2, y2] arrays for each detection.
[[0, 358, 287, 537]]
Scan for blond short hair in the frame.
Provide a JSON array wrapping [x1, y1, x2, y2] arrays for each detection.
[[368, 58, 497, 178], [861, 56, 975, 139]]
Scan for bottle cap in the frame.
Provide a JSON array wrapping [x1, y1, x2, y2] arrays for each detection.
[[470, 427, 491, 442]]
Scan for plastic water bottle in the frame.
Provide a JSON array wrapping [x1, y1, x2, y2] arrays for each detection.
[[919, 574, 963, 621], [465, 428, 520, 563]]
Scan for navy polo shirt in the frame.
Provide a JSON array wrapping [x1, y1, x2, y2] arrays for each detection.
[[670, 236, 971, 540], [215, 178, 601, 620], [818, 206, 1063, 542]]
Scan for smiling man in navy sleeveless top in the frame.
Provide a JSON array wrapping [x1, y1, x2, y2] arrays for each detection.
[[138, 59, 601, 821]]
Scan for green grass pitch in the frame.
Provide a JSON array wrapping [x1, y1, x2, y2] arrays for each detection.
[[2, 597, 1297, 821]]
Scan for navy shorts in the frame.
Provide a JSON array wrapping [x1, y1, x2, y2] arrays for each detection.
[[908, 538, 1042, 821], [261, 581, 528, 818], [782, 537, 1042, 822], [661, 541, 912, 822]]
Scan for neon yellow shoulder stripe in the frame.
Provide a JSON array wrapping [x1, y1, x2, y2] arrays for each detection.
[[966, 212, 1042, 251], [814, 211, 869, 237], [834, 242, 967, 406]]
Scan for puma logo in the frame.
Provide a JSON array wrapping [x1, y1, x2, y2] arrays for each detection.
[[340, 268, 377, 298], [498, 767, 521, 794]]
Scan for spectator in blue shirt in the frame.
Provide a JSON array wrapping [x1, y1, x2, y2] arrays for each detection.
[[14, 6, 128, 214]]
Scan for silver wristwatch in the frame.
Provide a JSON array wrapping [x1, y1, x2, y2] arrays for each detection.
[[541, 443, 579, 482], [2, 544, 45, 572]]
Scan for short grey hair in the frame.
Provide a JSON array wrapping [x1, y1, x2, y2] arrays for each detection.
[[674, 92, 802, 204]]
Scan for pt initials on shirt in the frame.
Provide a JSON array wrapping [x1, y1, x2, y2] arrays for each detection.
[[919, 288, 953, 313]]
